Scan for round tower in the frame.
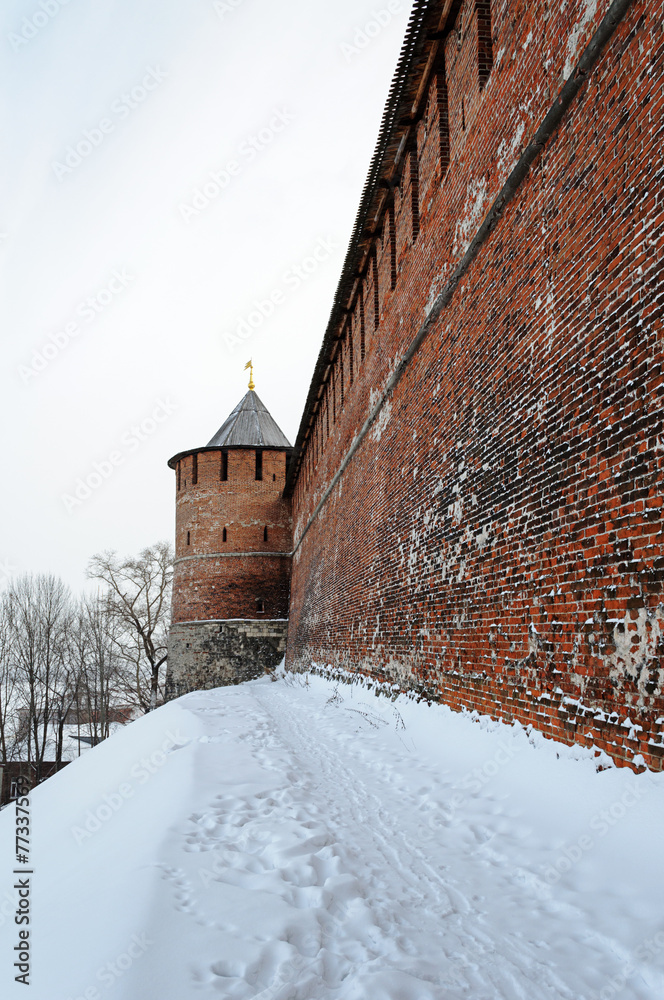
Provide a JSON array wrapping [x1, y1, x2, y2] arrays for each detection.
[[165, 376, 293, 697]]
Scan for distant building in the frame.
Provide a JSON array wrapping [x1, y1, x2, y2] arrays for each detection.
[[17, 705, 135, 727], [0, 762, 69, 807], [61, 706, 135, 726]]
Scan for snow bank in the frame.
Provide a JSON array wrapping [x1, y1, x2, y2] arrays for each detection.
[[0, 670, 662, 999]]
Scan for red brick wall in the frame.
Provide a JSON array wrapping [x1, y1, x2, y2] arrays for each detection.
[[173, 447, 292, 623], [287, 0, 664, 770]]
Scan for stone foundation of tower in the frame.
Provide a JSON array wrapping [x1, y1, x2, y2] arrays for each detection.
[[165, 619, 288, 698]]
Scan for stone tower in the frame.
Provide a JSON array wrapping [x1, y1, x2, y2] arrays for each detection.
[[165, 383, 293, 697]]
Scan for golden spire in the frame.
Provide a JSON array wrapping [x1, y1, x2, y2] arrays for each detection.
[[244, 359, 255, 391]]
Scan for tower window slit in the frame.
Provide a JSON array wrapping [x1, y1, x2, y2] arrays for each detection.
[[222, 527, 227, 543], [221, 450, 228, 481], [263, 526, 268, 542], [186, 530, 190, 546], [192, 453, 198, 485], [255, 449, 263, 481]]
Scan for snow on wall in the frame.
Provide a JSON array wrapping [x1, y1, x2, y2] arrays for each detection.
[[287, 0, 664, 771], [563, 0, 599, 80]]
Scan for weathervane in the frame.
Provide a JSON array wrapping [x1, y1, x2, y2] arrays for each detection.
[[244, 359, 255, 391]]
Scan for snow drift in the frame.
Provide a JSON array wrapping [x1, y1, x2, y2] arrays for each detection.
[[0, 669, 663, 999]]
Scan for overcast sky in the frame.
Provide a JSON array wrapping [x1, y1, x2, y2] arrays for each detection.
[[1, 0, 414, 591]]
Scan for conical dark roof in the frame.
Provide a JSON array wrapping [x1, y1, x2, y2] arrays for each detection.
[[207, 391, 291, 448]]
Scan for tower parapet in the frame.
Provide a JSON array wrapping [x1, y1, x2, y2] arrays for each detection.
[[165, 388, 292, 697]]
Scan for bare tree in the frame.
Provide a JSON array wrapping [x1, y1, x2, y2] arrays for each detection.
[[87, 543, 173, 713], [4, 575, 74, 773], [72, 594, 122, 745], [0, 593, 18, 762], [50, 655, 81, 765]]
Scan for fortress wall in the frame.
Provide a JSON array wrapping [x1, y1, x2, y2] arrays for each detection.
[[286, 0, 664, 769]]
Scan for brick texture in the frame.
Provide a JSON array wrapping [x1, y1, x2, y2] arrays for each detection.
[[172, 447, 292, 623], [286, 0, 664, 771]]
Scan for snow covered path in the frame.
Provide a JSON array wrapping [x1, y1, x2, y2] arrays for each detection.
[[1, 670, 664, 999]]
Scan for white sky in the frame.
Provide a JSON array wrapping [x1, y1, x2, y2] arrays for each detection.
[[1, 0, 415, 591]]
